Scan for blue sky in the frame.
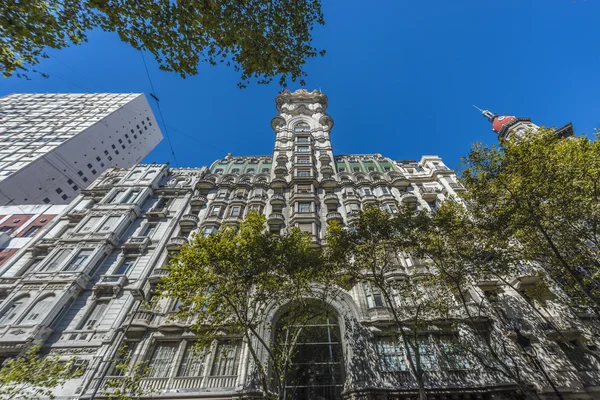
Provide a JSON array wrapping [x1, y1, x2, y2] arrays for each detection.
[[2, 0, 599, 170]]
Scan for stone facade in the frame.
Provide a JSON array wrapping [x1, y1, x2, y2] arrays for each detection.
[[0, 90, 598, 400]]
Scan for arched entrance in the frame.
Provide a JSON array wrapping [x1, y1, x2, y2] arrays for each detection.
[[275, 302, 345, 400]]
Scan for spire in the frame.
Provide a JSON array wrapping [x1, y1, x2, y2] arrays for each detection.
[[473, 105, 498, 123]]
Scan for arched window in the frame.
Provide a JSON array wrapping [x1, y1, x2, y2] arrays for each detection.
[[275, 301, 344, 399], [21, 294, 55, 325], [246, 168, 255, 174], [0, 295, 30, 325], [215, 169, 224, 175], [293, 122, 311, 133]]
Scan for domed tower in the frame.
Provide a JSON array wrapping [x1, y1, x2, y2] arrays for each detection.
[[475, 106, 538, 140], [475, 106, 574, 140]]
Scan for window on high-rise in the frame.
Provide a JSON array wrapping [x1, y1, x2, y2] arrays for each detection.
[[296, 136, 309, 143], [363, 282, 385, 308], [21, 295, 55, 325], [230, 206, 242, 217], [211, 342, 241, 376], [178, 342, 207, 377], [42, 248, 73, 271], [0, 295, 29, 325], [376, 337, 408, 372], [231, 168, 240, 174], [116, 258, 136, 275], [63, 249, 93, 272], [78, 301, 109, 330], [296, 146, 310, 153], [297, 169, 311, 177], [298, 202, 311, 213], [293, 122, 311, 133], [148, 342, 179, 378]]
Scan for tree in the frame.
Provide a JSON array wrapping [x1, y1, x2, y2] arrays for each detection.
[[325, 205, 453, 400], [158, 211, 340, 400], [461, 128, 600, 316], [1, 0, 325, 87], [326, 204, 542, 399], [415, 200, 541, 398], [0, 344, 82, 400]]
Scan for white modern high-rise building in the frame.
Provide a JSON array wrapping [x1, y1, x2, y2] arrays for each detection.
[[0, 93, 163, 206]]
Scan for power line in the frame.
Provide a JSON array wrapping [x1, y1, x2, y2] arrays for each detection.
[[139, 51, 179, 167]]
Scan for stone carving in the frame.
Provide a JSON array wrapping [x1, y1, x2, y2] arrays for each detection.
[[49, 347, 98, 355], [10, 329, 26, 335], [319, 115, 334, 130], [270, 115, 286, 130]]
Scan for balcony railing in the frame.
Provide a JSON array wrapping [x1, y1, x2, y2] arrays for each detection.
[[167, 236, 188, 251], [100, 374, 238, 395]]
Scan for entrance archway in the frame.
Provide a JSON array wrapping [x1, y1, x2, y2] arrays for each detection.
[[275, 302, 345, 400]]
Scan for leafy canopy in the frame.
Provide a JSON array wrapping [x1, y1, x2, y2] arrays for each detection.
[[0, 344, 81, 400], [461, 128, 600, 311], [159, 211, 339, 398], [1, 0, 325, 87]]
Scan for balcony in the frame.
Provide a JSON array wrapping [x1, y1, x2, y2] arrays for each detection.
[[291, 211, 319, 223], [276, 154, 289, 163], [320, 165, 334, 175], [122, 236, 150, 253], [32, 238, 56, 254], [319, 152, 331, 162], [342, 192, 360, 203], [167, 236, 188, 251], [148, 268, 169, 284], [196, 179, 216, 190], [419, 187, 439, 201], [346, 210, 360, 223], [145, 208, 169, 219], [190, 194, 208, 208], [326, 212, 343, 223], [400, 193, 418, 204], [267, 213, 285, 226], [391, 175, 410, 188], [93, 275, 128, 297], [0, 277, 18, 296], [323, 193, 339, 205], [66, 209, 87, 221], [449, 182, 466, 192], [274, 165, 288, 176], [269, 193, 286, 206], [129, 310, 155, 330], [367, 307, 394, 322], [361, 194, 377, 205], [320, 177, 338, 188], [99, 374, 238, 395], [270, 178, 287, 189], [179, 214, 199, 230]]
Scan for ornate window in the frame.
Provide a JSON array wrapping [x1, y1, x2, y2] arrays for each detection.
[[211, 342, 241, 376], [148, 342, 179, 378], [293, 122, 311, 133], [21, 295, 55, 325], [178, 342, 207, 377], [78, 300, 109, 330], [376, 337, 408, 371], [63, 249, 93, 272], [363, 282, 385, 308], [0, 295, 30, 325]]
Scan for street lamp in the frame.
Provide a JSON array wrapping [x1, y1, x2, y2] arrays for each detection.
[[514, 328, 564, 400]]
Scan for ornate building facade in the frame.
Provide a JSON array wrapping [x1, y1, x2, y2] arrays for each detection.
[[0, 90, 598, 400]]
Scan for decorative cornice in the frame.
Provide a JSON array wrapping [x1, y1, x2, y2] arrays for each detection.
[[275, 89, 328, 111]]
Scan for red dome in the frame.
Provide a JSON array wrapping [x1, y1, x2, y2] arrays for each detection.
[[492, 115, 516, 133]]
